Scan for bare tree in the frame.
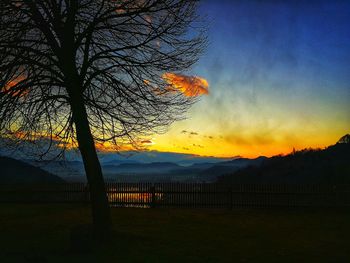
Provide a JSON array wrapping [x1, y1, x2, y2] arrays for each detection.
[[0, 0, 206, 239]]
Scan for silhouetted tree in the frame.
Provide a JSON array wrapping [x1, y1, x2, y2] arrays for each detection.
[[0, 0, 206, 240]]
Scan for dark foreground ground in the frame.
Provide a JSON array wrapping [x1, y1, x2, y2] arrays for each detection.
[[0, 204, 349, 263]]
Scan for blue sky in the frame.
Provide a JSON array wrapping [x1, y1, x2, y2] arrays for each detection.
[[151, 0, 350, 157]]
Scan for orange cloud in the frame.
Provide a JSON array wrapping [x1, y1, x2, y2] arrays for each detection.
[[94, 142, 134, 152], [2, 75, 27, 97], [9, 128, 152, 153], [162, 73, 209, 97], [115, 8, 125, 14], [141, 139, 154, 145]]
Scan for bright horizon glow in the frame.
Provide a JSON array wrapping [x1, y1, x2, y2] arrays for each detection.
[[7, 1, 350, 159], [145, 1, 350, 158]]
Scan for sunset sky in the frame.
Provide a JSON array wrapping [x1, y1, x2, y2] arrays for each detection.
[[149, 0, 350, 158]]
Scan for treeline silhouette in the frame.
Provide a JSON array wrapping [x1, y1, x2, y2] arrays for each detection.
[[218, 139, 350, 184]]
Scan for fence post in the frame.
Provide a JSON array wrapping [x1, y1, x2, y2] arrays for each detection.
[[151, 185, 156, 208], [84, 184, 89, 203], [333, 185, 338, 207], [229, 186, 233, 210]]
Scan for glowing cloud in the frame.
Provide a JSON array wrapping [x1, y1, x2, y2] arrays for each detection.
[[162, 73, 209, 97], [141, 139, 154, 145], [2, 75, 27, 97]]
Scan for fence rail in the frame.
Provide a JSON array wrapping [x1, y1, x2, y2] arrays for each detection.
[[0, 183, 350, 208]]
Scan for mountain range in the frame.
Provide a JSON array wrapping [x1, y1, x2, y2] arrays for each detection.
[[25, 156, 265, 183], [0, 134, 349, 184]]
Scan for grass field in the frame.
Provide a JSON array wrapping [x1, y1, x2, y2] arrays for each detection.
[[0, 204, 349, 262]]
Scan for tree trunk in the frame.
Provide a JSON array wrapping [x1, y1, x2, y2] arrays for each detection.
[[70, 96, 112, 241]]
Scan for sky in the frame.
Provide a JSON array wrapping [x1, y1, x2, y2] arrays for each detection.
[[149, 0, 350, 158]]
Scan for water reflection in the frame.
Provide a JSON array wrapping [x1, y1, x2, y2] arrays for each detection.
[[107, 187, 163, 208]]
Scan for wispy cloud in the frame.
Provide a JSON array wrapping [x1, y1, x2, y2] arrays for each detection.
[[181, 130, 199, 136], [162, 73, 209, 97], [140, 139, 154, 146], [2, 75, 28, 97]]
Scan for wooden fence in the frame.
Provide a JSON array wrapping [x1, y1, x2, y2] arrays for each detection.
[[0, 183, 350, 208]]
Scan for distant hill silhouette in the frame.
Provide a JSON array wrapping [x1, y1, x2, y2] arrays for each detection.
[[100, 158, 264, 182], [337, 134, 350, 144], [0, 156, 65, 184], [103, 162, 182, 175], [13, 158, 260, 183], [218, 135, 350, 184], [5, 134, 348, 184], [195, 157, 266, 181]]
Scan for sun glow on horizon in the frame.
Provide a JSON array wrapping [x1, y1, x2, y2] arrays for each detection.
[[2, 2, 349, 160]]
